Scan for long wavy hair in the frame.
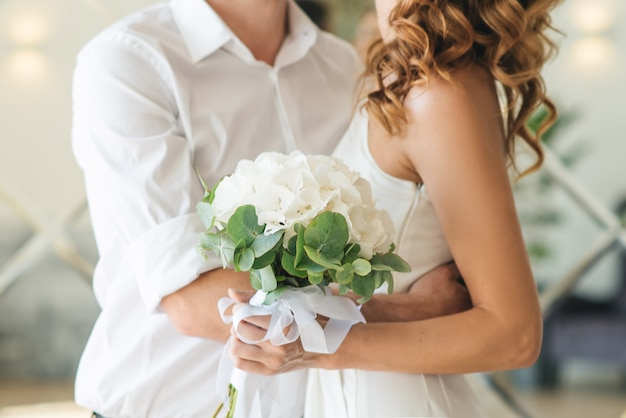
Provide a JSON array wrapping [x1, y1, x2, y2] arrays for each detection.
[[362, 0, 562, 174]]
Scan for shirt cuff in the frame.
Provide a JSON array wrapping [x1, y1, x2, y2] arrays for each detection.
[[126, 213, 223, 314]]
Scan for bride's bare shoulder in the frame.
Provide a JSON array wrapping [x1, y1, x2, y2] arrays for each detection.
[[404, 65, 498, 120]]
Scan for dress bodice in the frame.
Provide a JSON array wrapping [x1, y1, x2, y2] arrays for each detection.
[[306, 108, 487, 418], [332, 108, 453, 293]]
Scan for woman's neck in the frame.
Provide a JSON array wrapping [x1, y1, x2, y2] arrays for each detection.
[[207, 0, 288, 65]]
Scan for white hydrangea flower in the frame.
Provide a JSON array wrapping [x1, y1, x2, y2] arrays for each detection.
[[210, 150, 395, 258]]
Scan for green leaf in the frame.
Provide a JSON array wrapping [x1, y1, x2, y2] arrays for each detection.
[[294, 223, 306, 266], [303, 212, 349, 258], [352, 259, 371, 276], [198, 231, 221, 252], [338, 284, 349, 296], [249, 271, 262, 290], [356, 295, 371, 304], [380, 253, 411, 272], [343, 243, 361, 264], [251, 265, 278, 292], [303, 245, 342, 270], [296, 255, 328, 273], [251, 230, 283, 257], [371, 263, 394, 271], [308, 271, 325, 285], [383, 270, 394, 294], [251, 250, 276, 269], [263, 287, 288, 305], [283, 275, 299, 286], [281, 251, 308, 278], [196, 202, 216, 229], [351, 275, 375, 300], [227, 205, 264, 247], [234, 247, 255, 271], [200, 233, 236, 267], [372, 270, 383, 288], [335, 263, 354, 285]]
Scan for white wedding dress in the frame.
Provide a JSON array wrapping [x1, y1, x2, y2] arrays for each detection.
[[304, 108, 488, 418]]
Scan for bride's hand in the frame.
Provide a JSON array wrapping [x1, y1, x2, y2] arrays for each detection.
[[226, 289, 318, 375]]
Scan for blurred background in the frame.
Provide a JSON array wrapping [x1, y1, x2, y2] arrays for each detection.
[[0, 0, 624, 417]]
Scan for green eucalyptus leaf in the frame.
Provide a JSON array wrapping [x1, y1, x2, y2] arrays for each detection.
[[336, 263, 354, 285], [308, 271, 325, 285], [303, 212, 349, 258], [201, 233, 236, 267], [352, 259, 371, 276], [356, 295, 371, 304], [284, 275, 299, 287], [253, 265, 278, 292], [295, 251, 330, 273], [263, 287, 287, 305], [234, 247, 255, 272], [198, 231, 221, 252], [294, 223, 306, 266], [338, 284, 350, 296], [281, 251, 308, 278], [351, 275, 375, 300], [371, 263, 394, 271], [381, 253, 411, 272], [252, 250, 276, 269], [251, 231, 283, 257], [196, 202, 216, 229], [383, 270, 394, 294], [234, 238, 247, 251], [303, 245, 342, 270], [227, 205, 264, 247], [287, 234, 298, 254], [343, 243, 361, 264], [249, 270, 263, 290], [372, 270, 383, 288]]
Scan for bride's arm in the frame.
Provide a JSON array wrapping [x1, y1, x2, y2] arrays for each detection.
[[230, 70, 542, 375], [329, 71, 542, 374]]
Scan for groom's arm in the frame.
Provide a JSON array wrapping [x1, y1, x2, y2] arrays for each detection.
[[349, 262, 472, 322]]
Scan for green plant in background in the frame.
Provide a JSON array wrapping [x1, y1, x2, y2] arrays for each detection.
[[514, 104, 586, 262], [319, 0, 373, 40]]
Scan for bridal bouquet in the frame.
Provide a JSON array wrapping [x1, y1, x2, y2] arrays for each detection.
[[196, 151, 410, 418]]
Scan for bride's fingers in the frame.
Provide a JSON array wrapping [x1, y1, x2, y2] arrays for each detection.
[[234, 320, 268, 341], [229, 339, 273, 375], [228, 288, 255, 303], [229, 337, 290, 375], [235, 313, 272, 330]]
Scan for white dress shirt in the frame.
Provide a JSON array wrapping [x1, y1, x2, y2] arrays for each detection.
[[71, 0, 361, 416]]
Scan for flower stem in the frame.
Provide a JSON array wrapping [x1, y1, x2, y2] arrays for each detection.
[[226, 383, 238, 418]]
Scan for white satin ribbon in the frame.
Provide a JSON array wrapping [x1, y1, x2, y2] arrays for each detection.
[[216, 285, 366, 418]]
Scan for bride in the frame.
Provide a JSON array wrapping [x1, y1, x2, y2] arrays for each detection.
[[230, 0, 562, 416]]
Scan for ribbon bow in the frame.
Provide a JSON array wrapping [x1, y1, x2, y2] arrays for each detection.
[[216, 286, 365, 418]]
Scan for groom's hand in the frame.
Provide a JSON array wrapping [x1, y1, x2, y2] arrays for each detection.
[[358, 262, 472, 322], [408, 262, 473, 316]]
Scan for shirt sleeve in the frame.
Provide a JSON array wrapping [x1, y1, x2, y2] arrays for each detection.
[[72, 32, 222, 313]]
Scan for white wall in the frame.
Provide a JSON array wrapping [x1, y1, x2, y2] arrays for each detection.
[[0, 0, 159, 379], [529, 0, 626, 298]]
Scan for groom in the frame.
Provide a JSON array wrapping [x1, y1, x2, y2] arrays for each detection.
[[71, 0, 471, 417]]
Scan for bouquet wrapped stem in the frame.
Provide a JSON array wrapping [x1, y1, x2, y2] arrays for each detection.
[[197, 151, 410, 418]]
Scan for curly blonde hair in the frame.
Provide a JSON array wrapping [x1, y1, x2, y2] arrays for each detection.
[[362, 0, 562, 174]]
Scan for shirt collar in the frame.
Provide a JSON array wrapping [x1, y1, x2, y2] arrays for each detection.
[[169, 0, 319, 66], [170, 0, 232, 63], [276, 0, 318, 68]]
